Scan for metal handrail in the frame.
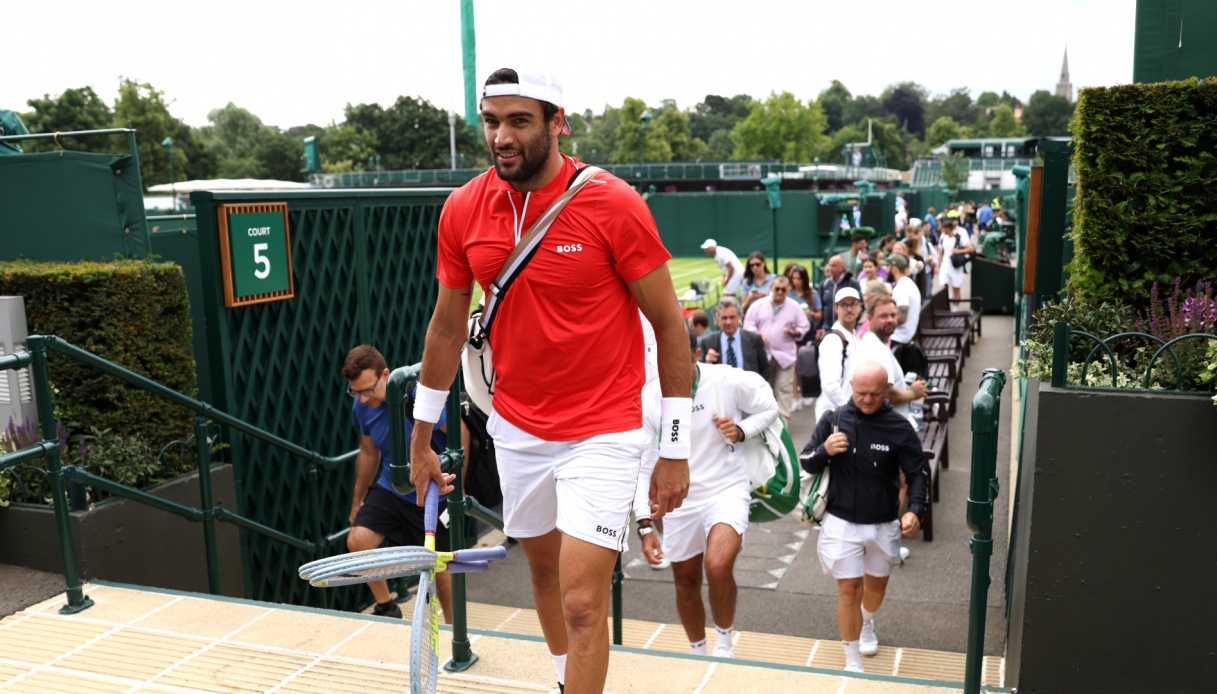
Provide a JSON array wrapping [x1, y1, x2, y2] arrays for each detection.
[[0, 336, 361, 612], [964, 368, 1006, 694]]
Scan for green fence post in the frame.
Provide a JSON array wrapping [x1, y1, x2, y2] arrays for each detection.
[[306, 464, 329, 610], [1032, 140, 1073, 307], [964, 368, 1006, 694], [195, 416, 221, 595], [28, 336, 94, 614], [445, 374, 478, 672], [1051, 321, 1071, 388]]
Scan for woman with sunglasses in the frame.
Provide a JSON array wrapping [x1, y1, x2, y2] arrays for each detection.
[[742, 251, 775, 312]]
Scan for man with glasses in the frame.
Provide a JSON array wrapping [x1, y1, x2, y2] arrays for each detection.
[[814, 287, 864, 423], [342, 344, 455, 621], [743, 275, 810, 419]]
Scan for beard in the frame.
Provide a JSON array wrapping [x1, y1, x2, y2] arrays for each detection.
[[492, 128, 552, 186]]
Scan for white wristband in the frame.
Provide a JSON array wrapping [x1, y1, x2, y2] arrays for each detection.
[[412, 383, 448, 424], [658, 397, 692, 459]]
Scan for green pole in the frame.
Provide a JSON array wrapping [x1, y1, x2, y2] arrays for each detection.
[[460, 0, 478, 127], [195, 416, 221, 595], [1032, 140, 1074, 307], [445, 372, 478, 672], [1051, 321, 1071, 388], [29, 336, 94, 614], [306, 465, 330, 610], [964, 368, 1005, 694]]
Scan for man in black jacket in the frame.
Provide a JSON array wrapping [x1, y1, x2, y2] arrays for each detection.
[[799, 360, 926, 674]]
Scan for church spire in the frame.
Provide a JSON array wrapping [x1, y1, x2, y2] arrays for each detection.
[[1056, 48, 1073, 102]]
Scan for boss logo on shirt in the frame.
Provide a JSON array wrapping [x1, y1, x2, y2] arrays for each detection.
[[871, 443, 890, 452], [556, 244, 583, 253]]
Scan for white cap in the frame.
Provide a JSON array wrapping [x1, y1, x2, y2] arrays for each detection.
[[834, 287, 861, 304], [700, 239, 717, 250], [482, 69, 571, 134]]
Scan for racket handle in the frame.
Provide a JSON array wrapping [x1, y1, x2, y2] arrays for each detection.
[[424, 479, 440, 533], [452, 546, 508, 563], [444, 561, 489, 574]]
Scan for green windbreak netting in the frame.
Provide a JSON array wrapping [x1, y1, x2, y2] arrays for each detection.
[[1134, 0, 1217, 84], [0, 151, 150, 261]]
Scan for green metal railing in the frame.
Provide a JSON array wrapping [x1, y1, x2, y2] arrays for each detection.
[[964, 368, 1006, 694], [1049, 321, 1217, 392], [0, 335, 358, 613]]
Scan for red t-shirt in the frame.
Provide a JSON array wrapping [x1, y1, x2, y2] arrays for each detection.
[[436, 156, 671, 440]]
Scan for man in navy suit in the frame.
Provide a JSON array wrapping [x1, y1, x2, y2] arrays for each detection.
[[698, 296, 769, 380]]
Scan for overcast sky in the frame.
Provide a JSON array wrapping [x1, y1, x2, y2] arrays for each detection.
[[6, 0, 1137, 130]]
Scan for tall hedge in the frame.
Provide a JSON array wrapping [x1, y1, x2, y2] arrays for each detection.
[[0, 258, 196, 450], [1069, 77, 1217, 306]]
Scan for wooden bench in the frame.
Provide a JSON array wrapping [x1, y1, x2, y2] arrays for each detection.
[[928, 289, 983, 345], [925, 354, 960, 417], [918, 391, 951, 542]]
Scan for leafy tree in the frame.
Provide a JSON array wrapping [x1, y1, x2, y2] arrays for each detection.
[[816, 80, 852, 134], [731, 91, 829, 163], [169, 123, 216, 182], [689, 94, 752, 145], [654, 106, 707, 161], [939, 151, 969, 189], [574, 106, 621, 165], [612, 97, 672, 164], [988, 104, 1026, 137], [320, 121, 376, 172], [112, 79, 186, 188], [342, 96, 482, 170], [926, 88, 977, 127], [200, 102, 272, 178], [976, 91, 1001, 110], [1022, 89, 1075, 136], [842, 94, 884, 127], [926, 116, 966, 148], [253, 131, 305, 182], [706, 129, 735, 160], [285, 124, 325, 140], [22, 86, 113, 153], [882, 86, 926, 136], [828, 118, 911, 170]]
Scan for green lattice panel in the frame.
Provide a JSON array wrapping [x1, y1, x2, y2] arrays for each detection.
[[196, 191, 452, 610]]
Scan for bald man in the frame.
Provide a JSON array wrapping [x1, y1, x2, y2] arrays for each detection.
[[798, 360, 927, 674]]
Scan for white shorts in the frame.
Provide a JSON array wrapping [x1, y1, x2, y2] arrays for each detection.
[[487, 410, 646, 552], [662, 488, 750, 563], [724, 272, 744, 297], [817, 512, 902, 579], [940, 264, 964, 289]]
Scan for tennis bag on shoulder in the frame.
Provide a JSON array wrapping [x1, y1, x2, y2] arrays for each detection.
[[800, 408, 841, 527], [745, 416, 802, 523]]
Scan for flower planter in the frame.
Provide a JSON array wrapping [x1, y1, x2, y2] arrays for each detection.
[[0, 464, 243, 597]]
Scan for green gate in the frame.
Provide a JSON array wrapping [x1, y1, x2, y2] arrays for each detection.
[[192, 189, 453, 609]]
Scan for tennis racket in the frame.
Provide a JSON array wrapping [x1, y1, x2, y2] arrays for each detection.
[[301, 545, 505, 587], [411, 480, 442, 694]]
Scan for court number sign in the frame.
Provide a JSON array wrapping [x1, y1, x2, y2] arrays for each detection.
[[217, 202, 295, 307]]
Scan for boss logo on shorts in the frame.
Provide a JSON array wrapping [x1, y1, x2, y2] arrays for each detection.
[[692, 404, 705, 413], [871, 443, 890, 452], [595, 525, 618, 538], [556, 244, 583, 253]]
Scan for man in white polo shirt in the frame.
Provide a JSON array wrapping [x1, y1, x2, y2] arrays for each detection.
[[886, 253, 925, 377], [857, 296, 927, 420], [701, 239, 745, 297]]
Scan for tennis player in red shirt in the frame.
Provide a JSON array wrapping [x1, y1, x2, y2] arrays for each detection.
[[408, 67, 691, 693]]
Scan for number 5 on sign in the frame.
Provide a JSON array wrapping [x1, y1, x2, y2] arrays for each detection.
[[217, 202, 295, 307]]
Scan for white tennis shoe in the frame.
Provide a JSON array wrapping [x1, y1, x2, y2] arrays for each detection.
[[859, 620, 879, 655]]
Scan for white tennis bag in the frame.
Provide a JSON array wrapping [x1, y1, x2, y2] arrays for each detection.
[[460, 166, 604, 414]]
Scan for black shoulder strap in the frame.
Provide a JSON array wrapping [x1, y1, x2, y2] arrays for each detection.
[[831, 328, 850, 371]]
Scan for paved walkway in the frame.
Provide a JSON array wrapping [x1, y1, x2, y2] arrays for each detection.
[[0, 582, 1005, 692]]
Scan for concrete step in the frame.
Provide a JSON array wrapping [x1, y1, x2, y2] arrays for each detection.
[[0, 581, 1007, 692]]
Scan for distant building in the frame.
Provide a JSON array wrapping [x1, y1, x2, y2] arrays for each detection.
[[1056, 49, 1073, 102]]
